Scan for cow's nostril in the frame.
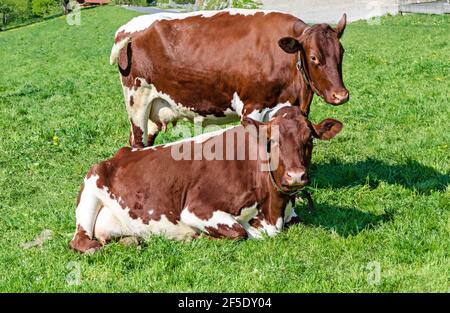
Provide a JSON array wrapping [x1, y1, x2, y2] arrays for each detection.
[[333, 90, 349, 101], [285, 171, 308, 186], [300, 173, 309, 184]]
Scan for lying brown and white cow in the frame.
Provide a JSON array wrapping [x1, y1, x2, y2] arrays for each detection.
[[70, 107, 342, 253], [110, 9, 348, 148]]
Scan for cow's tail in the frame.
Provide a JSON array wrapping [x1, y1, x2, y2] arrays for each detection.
[[110, 36, 131, 66]]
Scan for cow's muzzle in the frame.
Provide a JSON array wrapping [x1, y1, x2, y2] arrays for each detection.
[[330, 89, 349, 105], [282, 171, 310, 188]]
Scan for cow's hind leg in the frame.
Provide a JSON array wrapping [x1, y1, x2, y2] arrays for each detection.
[[124, 81, 154, 148], [147, 120, 161, 146], [70, 177, 103, 253], [128, 120, 160, 147], [93, 207, 126, 245]]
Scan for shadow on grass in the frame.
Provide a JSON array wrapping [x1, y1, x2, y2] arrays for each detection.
[[296, 202, 391, 237], [295, 157, 448, 237], [311, 158, 449, 194]]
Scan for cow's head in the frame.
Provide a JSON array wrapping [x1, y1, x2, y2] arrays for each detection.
[[278, 14, 349, 105], [242, 107, 342, 191]]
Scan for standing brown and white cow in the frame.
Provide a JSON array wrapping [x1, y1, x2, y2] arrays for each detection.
[[110, 9, 349, 148], [69, 107, 342, 253]]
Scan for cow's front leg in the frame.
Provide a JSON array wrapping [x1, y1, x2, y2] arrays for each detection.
[[181, 208, 247, 240], [128, 119, 160, 147], [205, 223, 248, 239], [247, 215, 284, 238]]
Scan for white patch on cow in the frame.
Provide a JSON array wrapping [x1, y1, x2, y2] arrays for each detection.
[[94, 206, 124, 244], [75, 175, 196, 242], [236, 203, 258, 224], [115, 9, 283, 36], [231, 92, 245, 117], [247, 101, 292, 122], [243, 217, 284, 239], [180, 207, 238, 233], [75, 175, 103, 239], [260, 217, 284, 237], [235, 203, 264, 239], [232, 92, 291, 122]]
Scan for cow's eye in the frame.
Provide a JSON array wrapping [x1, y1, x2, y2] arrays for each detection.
[[310, 56, 319, 64]]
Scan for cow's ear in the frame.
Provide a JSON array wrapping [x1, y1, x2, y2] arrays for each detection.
[[278, 37, 301, 54], [335, 13, 347, 38], [312, 118, 343, 140], [293, 20, 309, 37], [242, 116, 269, 138]]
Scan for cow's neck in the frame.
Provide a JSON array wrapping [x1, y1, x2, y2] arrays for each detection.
[[299, 79, 314, 116], [253, 146, 292, 226], [294, 48, 314, 116], [259, 186, 289, 226]]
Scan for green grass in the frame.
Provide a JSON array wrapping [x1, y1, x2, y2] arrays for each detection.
[[0, 6, 449, 292]]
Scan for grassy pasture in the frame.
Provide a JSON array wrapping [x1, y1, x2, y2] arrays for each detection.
[[0, 6, 448, 292]]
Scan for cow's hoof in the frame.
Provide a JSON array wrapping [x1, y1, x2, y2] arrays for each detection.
[[119, 236, 140, 247], [84, 248, 98, 255], [69, 237, 102, 254]]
